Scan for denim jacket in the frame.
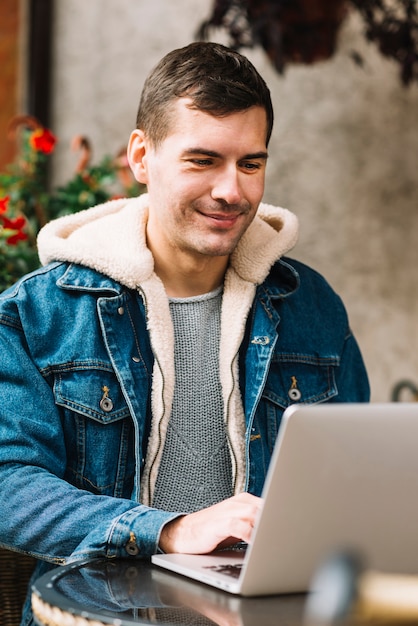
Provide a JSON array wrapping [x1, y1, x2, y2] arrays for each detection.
[[0, 196, 369, 625]]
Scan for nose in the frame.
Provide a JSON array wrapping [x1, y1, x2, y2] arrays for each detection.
[[211, 166, 243, 206]]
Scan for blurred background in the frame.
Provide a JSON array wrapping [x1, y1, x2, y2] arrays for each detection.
[[1, 0, 417, 403]]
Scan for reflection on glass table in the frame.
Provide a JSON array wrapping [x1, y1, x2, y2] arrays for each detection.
[[32, 557, 307, 626]]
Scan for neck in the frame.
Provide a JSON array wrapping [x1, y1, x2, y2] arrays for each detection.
[[149, 244, 228, 298], [157, 256, 228, 298]]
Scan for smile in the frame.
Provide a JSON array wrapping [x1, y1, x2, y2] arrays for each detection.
[[199, 211, 243, 228]]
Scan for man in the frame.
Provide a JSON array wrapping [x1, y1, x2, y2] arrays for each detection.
[[0, 42, 369, 625]]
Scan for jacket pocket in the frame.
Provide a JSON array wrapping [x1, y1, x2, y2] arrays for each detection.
[[54, 364, 131, 423], [53, 364, 135, 497], [263, 353, 340, 410]]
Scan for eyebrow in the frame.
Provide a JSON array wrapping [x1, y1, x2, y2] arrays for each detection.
[[183, 148, 269, 160]]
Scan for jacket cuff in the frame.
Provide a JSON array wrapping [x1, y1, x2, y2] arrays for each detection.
[[69, 505, 182, 561]]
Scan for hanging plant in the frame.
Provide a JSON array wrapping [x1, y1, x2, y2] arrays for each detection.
[[350, 0, 417, 85], [198, 0, 418, 85]]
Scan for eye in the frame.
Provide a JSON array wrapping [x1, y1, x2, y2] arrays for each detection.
[[190, 158, 213, 167], [240, 161, 262, 171]]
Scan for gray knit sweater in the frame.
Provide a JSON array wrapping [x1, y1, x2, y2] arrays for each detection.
[[152, 286, 233, 513]]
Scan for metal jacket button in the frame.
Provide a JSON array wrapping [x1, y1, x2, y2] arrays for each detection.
[[288, 376, 302, 401], [125, 532, 139, 556], [100, 386, 114, 412], [288, 388, 302, 401]]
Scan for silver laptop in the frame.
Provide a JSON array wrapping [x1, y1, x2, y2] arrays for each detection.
[[152, 402, 418, 596]]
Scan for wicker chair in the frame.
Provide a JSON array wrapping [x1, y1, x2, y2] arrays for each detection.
[[0, 548, 36, 626]]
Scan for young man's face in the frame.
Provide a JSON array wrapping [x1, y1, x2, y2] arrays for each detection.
[[129, 97, 268, 262]]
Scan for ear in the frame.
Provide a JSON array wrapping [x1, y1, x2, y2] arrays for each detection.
[[127, 129, 150, 184]]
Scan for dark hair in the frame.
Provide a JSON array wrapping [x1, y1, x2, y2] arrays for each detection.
[[136, 41, 274, 146]]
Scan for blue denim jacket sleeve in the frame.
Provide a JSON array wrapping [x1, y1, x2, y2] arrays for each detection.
[[333, 328, 369, 402], [0, 265, 179, 566]]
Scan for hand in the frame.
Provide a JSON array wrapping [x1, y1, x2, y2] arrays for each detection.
[[158, 492, 263, 554]]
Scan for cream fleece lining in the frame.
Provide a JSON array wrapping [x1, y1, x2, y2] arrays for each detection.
[[37, 194, 299, 503]]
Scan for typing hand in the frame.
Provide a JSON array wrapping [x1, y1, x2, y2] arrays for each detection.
[[158, 492, 262, 554]]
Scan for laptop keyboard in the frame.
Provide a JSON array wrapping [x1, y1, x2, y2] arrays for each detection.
[[203, 563, 243, 579]]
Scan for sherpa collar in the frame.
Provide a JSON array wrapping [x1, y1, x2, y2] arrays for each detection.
[[37, 194, 299, 289]]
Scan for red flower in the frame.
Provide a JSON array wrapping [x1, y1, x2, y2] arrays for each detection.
[[0, 211, 28, 245], [6, 230, 28, 245], [2, 215, 26, 231], [0, 196, 10, 214], [29, 127, 57, 154]]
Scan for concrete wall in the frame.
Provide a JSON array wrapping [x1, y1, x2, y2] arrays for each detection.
[[50, 0, 418, 402]]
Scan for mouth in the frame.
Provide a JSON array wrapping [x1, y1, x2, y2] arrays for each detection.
[[198, 210, 245, 229], [198, 210, 244, 229]]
